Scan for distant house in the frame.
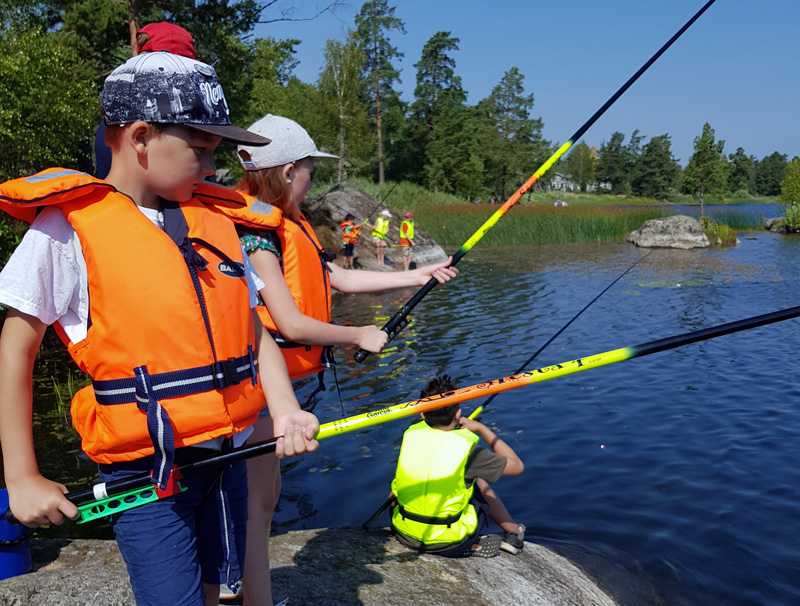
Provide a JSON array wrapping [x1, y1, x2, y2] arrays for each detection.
[[547, 172, 611, 193]]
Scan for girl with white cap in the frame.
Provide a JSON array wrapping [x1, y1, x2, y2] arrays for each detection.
[[229, 114, 459, 605]]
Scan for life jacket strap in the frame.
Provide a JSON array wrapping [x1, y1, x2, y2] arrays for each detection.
[[396, 503, 465, 528], [91, 349, 258, 406], [134, 365, 175, 490]]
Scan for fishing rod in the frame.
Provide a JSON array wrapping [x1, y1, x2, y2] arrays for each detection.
[[363, 249, 654, 530], [354, 0, 718, 363], [7, 299, 798, 527], [468, 250, 654, 420]]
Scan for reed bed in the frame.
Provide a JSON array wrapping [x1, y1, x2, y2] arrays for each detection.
[[416, 205, 669, 246]]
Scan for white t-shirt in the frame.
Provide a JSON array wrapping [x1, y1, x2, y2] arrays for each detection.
[[0, 204, 264, 448]]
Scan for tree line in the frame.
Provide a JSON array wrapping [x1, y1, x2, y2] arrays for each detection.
[[0, 0, 795, 205]]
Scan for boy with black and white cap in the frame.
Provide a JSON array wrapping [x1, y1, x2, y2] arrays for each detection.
[[0, 53, 318, 605]]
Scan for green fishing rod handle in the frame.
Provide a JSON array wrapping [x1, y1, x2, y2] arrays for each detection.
[[76, 482, 187, 524]]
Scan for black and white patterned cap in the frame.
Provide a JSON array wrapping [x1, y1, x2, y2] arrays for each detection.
[[100, 52, 270, 146]]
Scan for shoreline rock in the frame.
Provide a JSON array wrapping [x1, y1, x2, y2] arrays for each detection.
[[626, 215, 709, 249], [0, 528, 617, 606], [305, 185, 448, 271]]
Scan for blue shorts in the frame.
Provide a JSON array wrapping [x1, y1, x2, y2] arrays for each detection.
[[433, 486, 491, 558], [98, 448, 248, 605], [343, 243, 355, 257]]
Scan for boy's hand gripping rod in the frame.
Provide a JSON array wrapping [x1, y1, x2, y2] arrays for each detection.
[[354, 0, 718, 363], [6, 300, 798, 526]]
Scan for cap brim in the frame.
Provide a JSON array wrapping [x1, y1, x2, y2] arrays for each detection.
[[190, 124, 271, 146], [310, 150, 339, 160]]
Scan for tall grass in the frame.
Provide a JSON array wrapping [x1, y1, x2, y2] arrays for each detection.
[[416, 205, 669, 246]]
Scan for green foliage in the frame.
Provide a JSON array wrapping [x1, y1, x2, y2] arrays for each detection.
[[783, 203, 800, 231], [682, 123, 728, 206], [317, 34, 371, 182], [754, 152, 787, 196], [566, 141, 596, 192], [0, 27, 97, 180], [631, 134, 679, 200], [701, 217, 737, 246], [477, 67, 548, 201], [727, 147, 755, 194], [777, 158, 800, 206]]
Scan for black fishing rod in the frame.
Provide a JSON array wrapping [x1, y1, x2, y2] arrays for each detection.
[[354, 0, 718, 363], [469, 250, 654, 420], [8, 299, 800, 527]]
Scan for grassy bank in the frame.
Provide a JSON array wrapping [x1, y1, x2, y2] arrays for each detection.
[[416, 205, 670, 246]]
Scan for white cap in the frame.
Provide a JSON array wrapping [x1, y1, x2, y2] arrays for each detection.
[[238, 114, 338, 170], [381, 209, 391, 217]]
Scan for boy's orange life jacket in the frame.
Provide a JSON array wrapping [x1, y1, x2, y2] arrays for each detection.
[[0, 169, 265, 487], [340, 220, 359, 245], [220, 192, 334, 381]]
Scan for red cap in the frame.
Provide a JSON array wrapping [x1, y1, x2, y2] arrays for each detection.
[[136, 22, 196, 59], [405, 212, 413, 218]]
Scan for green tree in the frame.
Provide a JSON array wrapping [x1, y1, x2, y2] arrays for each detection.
[[566, 141, 596, 192], [631, 134, 679, 200], [0, 27, 96, 180], [478, 67, 547, 201], [727, 147, 755, 195], [596, 132, 628, 194], [682, 122, 728, 219], [354, 0, 405, 183], [406, 31, 470, 194], [754, 152, 788, 197], [318, 34, 371, 182], [777, 157, 800, 205]]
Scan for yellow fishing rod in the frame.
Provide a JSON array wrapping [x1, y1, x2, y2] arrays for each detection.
[[7, 301, 797, 526], [354, 0, 718, 363]]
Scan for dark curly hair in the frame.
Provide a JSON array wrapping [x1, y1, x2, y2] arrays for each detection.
[[420, 374, 459, 427]]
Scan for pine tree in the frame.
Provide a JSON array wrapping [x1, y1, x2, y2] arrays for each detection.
[[354, 0, 405, 183], [682, 123, 728, 219]]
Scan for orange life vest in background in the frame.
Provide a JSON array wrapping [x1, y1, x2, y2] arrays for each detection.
[[341, 219, 359, 244], [0, 169, 265, 485], [222, 192, 334, 380]]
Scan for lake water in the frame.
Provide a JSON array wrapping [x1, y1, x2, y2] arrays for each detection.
[[8, 226, 800, 605], [280, 231, 800, 606]]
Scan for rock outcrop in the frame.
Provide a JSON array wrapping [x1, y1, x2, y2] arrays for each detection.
[[305, 186, 448, 271], [626, 215, 709, 249], [0, 528, 617, 606]]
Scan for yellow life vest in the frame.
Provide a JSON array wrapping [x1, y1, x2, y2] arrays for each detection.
[[401, 219, 415, 241], [391, 421, 480, 547], [371, 216, 389, 240]]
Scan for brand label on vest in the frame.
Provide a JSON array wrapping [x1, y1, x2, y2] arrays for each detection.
[[218, 261, 245, 277]]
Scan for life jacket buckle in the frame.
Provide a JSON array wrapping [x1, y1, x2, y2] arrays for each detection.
[[212, 357, 240, 390]]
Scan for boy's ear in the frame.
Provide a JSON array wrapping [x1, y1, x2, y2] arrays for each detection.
[[128, 121, 152, 156], [455, 409, 462, 421]]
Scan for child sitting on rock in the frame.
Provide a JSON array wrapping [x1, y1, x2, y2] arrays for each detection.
[[391, 375, 526, 558]]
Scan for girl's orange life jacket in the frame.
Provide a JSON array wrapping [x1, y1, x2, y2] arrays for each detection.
[[0, 168, 265, 486], [220, 192, 334, 381], [340, 220, 359, 245]]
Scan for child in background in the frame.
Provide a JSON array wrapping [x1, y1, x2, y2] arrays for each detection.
[[225, 113, 460, 605], [0, 53, 318, 605], [340, 212, 359, 269], [400, 211, 415, 270], [391, 375, 526, 558], [371, 209, 392, 266]]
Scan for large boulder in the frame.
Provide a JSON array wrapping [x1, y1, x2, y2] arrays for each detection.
[[626, 215, 709, 249], [0, 529, 618, 606], [304, 185, 448, 271]]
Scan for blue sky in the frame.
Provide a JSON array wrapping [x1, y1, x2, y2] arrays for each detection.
[[254, 0, 798, 167]]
